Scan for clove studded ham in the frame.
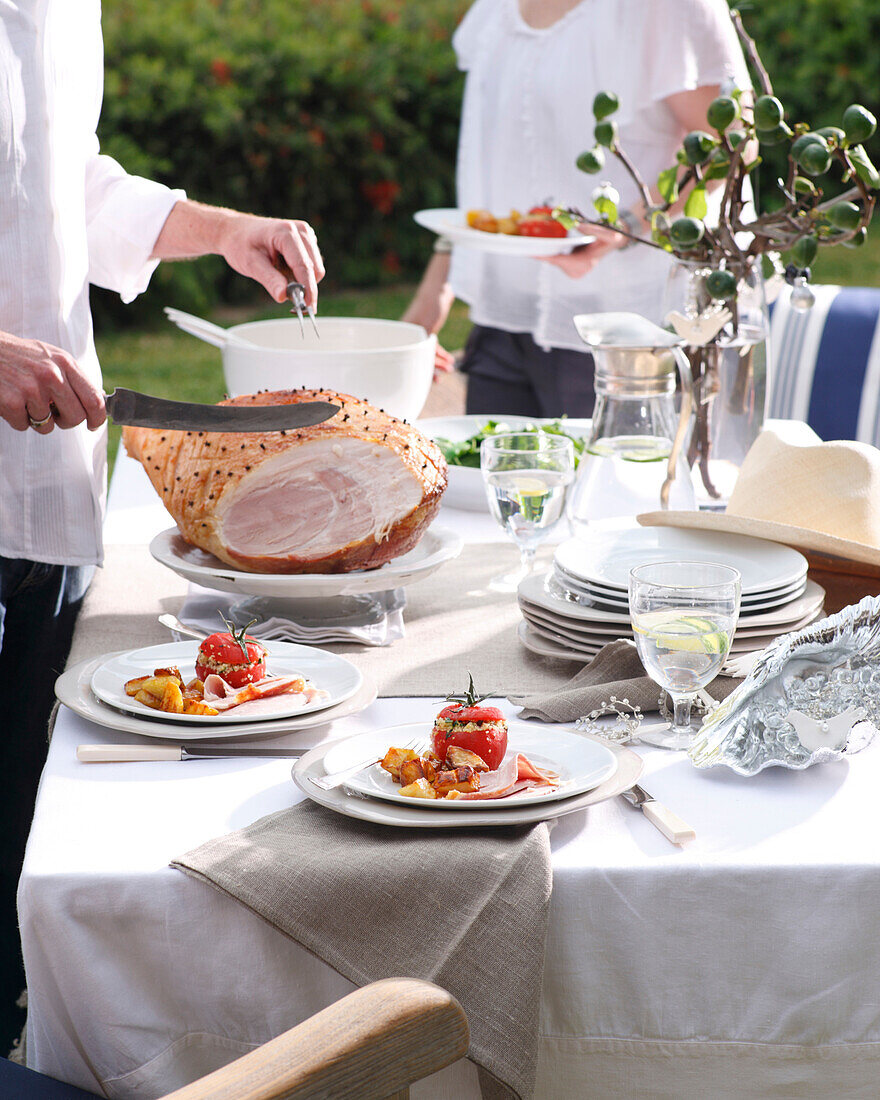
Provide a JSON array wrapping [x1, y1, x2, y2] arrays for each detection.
[[122, 389, 447, 573]]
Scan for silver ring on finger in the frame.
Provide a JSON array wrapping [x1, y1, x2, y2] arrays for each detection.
[[27, 409, 54, 429]]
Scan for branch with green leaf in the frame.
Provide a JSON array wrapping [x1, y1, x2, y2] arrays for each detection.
[[554, 8, 879, 300]]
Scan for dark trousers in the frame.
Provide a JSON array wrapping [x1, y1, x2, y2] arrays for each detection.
[[0, 558, 93, 1052], [460, 324, 596, 419]]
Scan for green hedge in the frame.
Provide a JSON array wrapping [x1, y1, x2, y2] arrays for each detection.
[[96, 0, 469, 324], [95, 0, 879, 326]]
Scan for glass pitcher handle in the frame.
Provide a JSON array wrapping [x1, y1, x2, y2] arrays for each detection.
[[660, 347, 694, 509]]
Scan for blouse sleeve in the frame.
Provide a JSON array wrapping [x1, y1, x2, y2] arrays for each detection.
[[452, 0, 500, 72], [85, 139, 186, 304], [630, 0, 751, 107]]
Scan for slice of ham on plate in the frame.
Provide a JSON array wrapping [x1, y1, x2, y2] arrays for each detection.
[[456, 753, 560, 800], [202, 673, 328, 716]]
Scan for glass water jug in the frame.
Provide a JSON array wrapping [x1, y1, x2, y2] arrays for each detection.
[[567, 312, 697, 531]]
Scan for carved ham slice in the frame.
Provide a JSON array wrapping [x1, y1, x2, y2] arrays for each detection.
[[122, 389, 447, 573], [457, 753, 560, 800], [202, 673, 323, 713]]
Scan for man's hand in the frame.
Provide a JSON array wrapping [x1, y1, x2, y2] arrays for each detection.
[[0, 331, 106, 433], [214, 212, 325, 309], [152, 201, 325, 309]]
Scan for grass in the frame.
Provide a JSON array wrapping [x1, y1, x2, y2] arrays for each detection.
[[97, 242, 879, 471]]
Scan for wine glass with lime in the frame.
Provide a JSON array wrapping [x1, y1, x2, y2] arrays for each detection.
[[481, 432, 575, 592], [629, 561, 741, 749]]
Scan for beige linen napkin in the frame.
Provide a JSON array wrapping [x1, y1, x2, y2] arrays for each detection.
[[508, 639, 741, 722], [172, 802, 552, 1100]]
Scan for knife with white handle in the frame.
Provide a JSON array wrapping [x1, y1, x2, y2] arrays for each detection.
[[77, 744, 312, 763], [620, 784, 696, 845]]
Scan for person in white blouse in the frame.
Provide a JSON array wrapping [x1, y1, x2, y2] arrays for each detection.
[[0, 3, 324, 1051], [404, 0, 750, 417]]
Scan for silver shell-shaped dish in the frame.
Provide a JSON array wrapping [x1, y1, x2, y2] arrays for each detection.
[[689, 594, 880, 775]]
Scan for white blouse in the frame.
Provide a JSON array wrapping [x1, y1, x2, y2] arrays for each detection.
[[0, 1, 184, 566], [450, 0, 750, 351]]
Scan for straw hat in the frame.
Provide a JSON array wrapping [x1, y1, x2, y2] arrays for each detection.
[[638, 427, 880, 568]]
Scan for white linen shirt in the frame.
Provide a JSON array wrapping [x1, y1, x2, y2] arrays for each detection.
[[450, 0, 750, 351], [0, 1, 184, 565]]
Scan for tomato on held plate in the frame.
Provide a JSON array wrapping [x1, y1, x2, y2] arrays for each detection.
[[195, 615, 267, 688], [516, 215, 568, 238], [528, 205, 555, 216], [431, 674, 508, 770]]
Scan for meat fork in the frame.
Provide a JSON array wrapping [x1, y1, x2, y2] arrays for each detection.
[[287, 280, 320, 338]]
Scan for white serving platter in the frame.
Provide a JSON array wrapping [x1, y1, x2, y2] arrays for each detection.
[[150, 525, 462, 599]]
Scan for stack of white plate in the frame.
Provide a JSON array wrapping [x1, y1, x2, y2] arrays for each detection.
[[517, 526, 826, 663]]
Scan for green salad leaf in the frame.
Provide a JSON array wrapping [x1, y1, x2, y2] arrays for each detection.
[[435, 419, 586, 468]]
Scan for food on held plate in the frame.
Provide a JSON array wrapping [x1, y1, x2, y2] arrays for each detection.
[[465, 205, 569, 238], [122, 389, 447, 574], [195, 615, 267, 688], [431, 673, 508, 770]]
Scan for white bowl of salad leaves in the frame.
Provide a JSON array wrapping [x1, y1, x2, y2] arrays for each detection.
[[415, 415, 592, 511]]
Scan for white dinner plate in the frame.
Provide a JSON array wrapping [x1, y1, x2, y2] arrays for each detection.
[[293, 727, 634, 828], [90, 641, 363, 725], [415, 414, 592, 512], [518, 619, 768, 665], [315, 722, 617, 810], [519, 571, 826, 631], [554, 529, 807, 595], [558, 563, 808, 603], [57, 654, 378, 741], [149, 525, 463, 599], [552, 568, 808, 613], [518, 621, 598, 661], [414, 208, 594, 257], [520, 598, 823, 646], [521, 602, 634, 639]]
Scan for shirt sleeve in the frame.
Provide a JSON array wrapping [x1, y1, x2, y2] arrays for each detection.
[[85, 141, 186, 304], [630, 0, 751, 107], [452, 0, 498, 72]]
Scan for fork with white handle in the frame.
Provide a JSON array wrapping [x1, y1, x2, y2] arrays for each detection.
[[311, 738, 421, 791]]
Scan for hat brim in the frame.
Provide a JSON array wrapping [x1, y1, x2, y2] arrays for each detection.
[[637, 511, 880, 570]]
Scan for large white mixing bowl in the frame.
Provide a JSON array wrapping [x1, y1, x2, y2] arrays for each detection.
[[165, 309, 437, 423]]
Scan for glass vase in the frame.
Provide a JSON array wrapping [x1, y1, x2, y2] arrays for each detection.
[[664, 259, 770, 510]]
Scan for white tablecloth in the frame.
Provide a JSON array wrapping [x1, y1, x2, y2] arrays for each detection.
[[19, 452, 880, 1099]]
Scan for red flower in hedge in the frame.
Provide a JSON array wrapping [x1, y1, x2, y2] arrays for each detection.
[[362, 179, 400, 215], [211, 58, 232, 85], [381, 250, 402, 276], [369, 131, 385, 153]]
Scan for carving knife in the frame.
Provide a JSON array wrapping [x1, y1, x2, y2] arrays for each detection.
[[77, 744, 312, 763], [104, 388, 339, 432]]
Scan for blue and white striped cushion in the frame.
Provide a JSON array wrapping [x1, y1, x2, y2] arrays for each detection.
[[769, 284, 880, 445]]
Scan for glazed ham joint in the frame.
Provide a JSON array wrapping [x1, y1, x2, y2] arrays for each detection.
[[123, 389, 447, 574]]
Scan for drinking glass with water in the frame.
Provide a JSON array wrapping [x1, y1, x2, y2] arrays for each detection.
[[481, 432, 575, 592], [629, 560, 741, 749]]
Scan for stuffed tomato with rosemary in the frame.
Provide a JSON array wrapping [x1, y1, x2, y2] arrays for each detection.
[[194, 616, 266, 689], [431, 674, 508, 770]]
